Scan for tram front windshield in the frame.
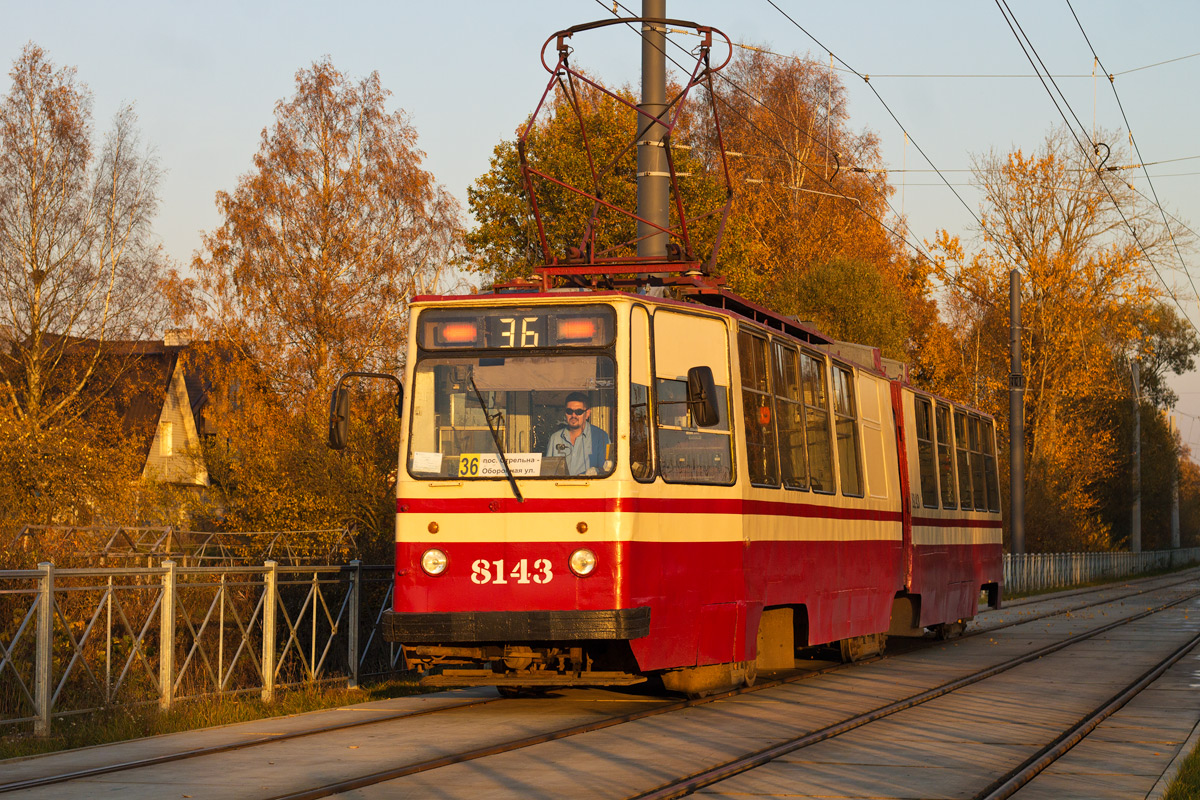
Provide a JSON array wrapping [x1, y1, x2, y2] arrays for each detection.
[[407, 305, 617, 480]]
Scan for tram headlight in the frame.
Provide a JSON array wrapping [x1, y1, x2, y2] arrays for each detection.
[[420, 548, 448, 576], [569, 548, 597, 577]]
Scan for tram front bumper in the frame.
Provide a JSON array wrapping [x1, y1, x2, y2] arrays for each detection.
[[381, 607, 651, 643]]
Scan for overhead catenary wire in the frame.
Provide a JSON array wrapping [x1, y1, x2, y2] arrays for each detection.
[[589, 0, 943, 273], [1064, 0, 1200, 325], [990, 0, 1200, 337]]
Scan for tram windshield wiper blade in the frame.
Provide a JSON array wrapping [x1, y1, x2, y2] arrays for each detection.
[[468, 372, 523, 503]]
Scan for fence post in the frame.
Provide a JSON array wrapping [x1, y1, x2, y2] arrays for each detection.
[[262, 561, 278, 703], [34, 562, 54, 737], [348, 560, 361, 689], [159, 560, 176, 710]]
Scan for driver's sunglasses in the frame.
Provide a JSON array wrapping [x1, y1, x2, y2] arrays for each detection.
[[564, 407, 587, 416]]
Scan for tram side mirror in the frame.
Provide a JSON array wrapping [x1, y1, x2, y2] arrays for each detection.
[[686, 366, 720, 428], [328, 386, 350, 450]]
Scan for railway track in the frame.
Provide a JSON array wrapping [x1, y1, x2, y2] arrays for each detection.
[[3, 569, 1198, 799]]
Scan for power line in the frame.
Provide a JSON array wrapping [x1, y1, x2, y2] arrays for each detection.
[[589, 0, 942, 273], [665, 28, 1200, 80], [991, 0, 1200, 336], [1065, 0, 1200, 322], [760, 0, 1028, 279]]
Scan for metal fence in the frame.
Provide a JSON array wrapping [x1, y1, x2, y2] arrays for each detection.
[[0, 561, 403, 737], [1003, 548, 1200, 594]]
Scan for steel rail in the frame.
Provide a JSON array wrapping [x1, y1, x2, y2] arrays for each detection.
[[5, 571, 1192, 796], [258, 659, 854, 800], [247, 581, 1200, 800], [975, 626, 1200, 799], [0, 696, 503, 794], [630, 584, 1200, 800]]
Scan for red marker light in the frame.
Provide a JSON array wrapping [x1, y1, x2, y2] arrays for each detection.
[[438, 322, 478, 345], [557, 318, 597, 341]]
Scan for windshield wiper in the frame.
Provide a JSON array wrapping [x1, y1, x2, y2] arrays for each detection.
[[468, 374, 523, 503]]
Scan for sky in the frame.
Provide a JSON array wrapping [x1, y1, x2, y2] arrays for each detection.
[[4, 0, 1200, 441]]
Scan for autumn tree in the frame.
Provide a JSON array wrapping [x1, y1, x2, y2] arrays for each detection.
[[174, 58, 462, 542], [179, 57, 463, 401], [0, 43, 167, 433], [928, 128, 1197, 550]]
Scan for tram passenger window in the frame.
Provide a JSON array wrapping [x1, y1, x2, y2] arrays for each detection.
[[914, 397, 939, 508], [954, 410, 973, 510], [981, 419, 1000, 512], [654, 311, 733, 485], [801, 351, 835, 494], [969, 416, 987, 511], [630, 306, 654, 482], [833, 365, 863, 497], [772, 342, 808, 490], [739, 330, 778, 487], [935, 403, 957, 509]]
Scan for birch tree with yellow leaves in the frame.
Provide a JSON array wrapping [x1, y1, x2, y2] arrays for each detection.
[[929, 129, 1197, 550]]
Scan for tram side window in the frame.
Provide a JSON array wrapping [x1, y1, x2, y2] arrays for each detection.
[[630, 306, 654, 482], [654, 311, 734, 485], [739, 330, 779, 486], [981, 418, 1000, 512], [968, 416, 987, 512], [832, 365, 863, 497], [954, 410, 973, 511], [801, 351, 835, 494], [914, 397, 939, 508], [935, 403, 957, 509], [772, 342, 808, 490]]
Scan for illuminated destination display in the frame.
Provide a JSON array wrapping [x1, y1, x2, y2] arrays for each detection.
[[419, 305, 615, 350]]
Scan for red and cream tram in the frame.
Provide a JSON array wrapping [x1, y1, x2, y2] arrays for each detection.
[[332, 287, 1003, 695]]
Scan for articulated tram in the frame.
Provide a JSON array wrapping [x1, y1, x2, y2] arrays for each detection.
[[336, 287, 1003, 696]]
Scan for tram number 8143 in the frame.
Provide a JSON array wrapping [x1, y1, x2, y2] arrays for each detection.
[[471, 558, 554, 585]]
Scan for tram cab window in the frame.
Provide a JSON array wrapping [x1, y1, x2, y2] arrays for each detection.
[[654, 311, 733, 485], [771, 342, 808, 490], [833, 365, 863, 497], [954, 410, 973, 510], [407, 353, 616, 480], [801, 351, 835, 494], [914, 397, 939, 508], [981, 418, 1000, 512], [738, 329, 779, 487], [935, 403, 957, 509]]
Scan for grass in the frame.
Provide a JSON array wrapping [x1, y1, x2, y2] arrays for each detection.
[[1164, 736, 1200, 799], [0, 675, 425, 761]]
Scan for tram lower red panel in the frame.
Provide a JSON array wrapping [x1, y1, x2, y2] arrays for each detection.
[[394, 537, 907, 672], [909, 542, 1003, 627]]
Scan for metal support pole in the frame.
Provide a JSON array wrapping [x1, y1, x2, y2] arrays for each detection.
[[159, 560, 176, 710], [34, 562, 54, 737], [1131, 360, 1142, 553], [348, 560, 361, 689], [636, 0, 669, 262], [1009, 270, 1025, 554], [1170, 413, 1181, 549], [262, 561, 278, 702]]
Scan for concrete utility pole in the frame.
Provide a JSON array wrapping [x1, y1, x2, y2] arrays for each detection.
[[1131, 359, 1142, 554], [637, 0, 669, 261], [1170, 413, 1181, 549], [1009, 270, 1025, 554]]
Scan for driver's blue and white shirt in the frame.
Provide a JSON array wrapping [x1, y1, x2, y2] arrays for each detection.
[[544, 422, 611, 476]]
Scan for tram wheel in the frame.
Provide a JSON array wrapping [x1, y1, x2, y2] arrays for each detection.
[[933, 619, 968, 640], [838, 632, 887, 663]]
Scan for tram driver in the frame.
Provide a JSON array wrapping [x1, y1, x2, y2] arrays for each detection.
[[545, 391, 611, 476]]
